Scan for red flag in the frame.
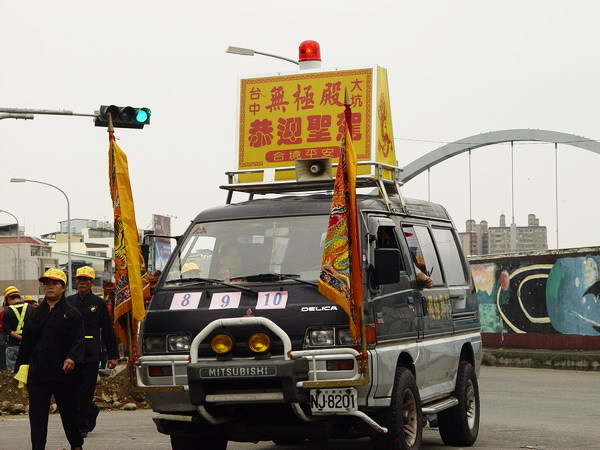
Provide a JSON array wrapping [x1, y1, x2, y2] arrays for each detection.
[[318, 104, 363, 341]]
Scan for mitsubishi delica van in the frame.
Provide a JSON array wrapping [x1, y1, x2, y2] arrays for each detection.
[[138, 168, 481, 450]]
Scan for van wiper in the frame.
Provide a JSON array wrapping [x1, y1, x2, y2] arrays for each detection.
[[230, 273, 318, 287], [165, 277, 257, 295]]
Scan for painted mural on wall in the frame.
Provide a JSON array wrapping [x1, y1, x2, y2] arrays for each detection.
[[471, 252, 600, 336]]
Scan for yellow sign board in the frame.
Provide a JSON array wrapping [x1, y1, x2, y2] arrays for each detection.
[[237, 66, 396, 182]]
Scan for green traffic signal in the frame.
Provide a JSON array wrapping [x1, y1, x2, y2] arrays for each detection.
[[135, 108, 151, 123], [95, 105, 151, 129]]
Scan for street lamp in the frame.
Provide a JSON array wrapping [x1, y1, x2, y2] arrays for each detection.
[[10, 178, 72, 295], [226, 46, 299, 66], [0, 209, 20, 290], [226, 41, 322, 70], [0, 245, 17, 286]]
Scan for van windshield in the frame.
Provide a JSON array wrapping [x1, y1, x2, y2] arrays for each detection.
[[164, 215, 328, 284]]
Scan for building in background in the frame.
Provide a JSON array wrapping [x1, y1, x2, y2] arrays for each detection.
[[460, 214, 547, 256], [0, 236, 58, 298]]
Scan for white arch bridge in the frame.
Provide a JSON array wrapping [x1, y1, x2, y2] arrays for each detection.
[[399, 129, 600, 184]]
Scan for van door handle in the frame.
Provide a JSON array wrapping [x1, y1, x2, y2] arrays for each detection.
[[421, 296, 428, 316], [407, 296, 414, 304]]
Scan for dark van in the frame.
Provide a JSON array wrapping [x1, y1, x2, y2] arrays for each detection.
[[138, 171, 481, 450]]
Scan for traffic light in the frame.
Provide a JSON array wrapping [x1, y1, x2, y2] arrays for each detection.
[[95, 105, 151, 129]]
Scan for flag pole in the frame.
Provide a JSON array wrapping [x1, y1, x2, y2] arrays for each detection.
[[343, 89, 368, 374]]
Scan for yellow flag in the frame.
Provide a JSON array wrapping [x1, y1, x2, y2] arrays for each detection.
[[109, 132, 146, 351]]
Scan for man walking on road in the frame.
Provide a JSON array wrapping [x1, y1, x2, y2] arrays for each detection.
[[15, 268, 85, 450], [67, 266, 119, 438], [2, 286, 34, 370]]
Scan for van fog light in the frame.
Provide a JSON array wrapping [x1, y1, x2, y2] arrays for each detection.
[[326, 359, 354, 371], [248, 333, 271, 353], [309, 329, 334, 346], [148, 365, 173, 377], [211, 334, 234, 354], [168, 334, 191, 352]]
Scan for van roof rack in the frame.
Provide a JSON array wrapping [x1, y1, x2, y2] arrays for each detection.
[[220, 161, 406, 214]]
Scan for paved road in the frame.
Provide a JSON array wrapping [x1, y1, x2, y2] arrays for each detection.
[[1, 366, 599, 449]]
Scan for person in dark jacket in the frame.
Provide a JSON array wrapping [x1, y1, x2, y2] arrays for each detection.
[[15, 268, 85, 450], [67, 266, 118, 437]]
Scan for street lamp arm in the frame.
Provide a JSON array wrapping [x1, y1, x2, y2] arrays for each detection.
[[0, 209, 20, 290], [226, 46, 299, 66], [10, 177, 72, 295], [253, 50, 299, 66]]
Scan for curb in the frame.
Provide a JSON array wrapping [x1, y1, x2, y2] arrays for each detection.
[[483, 348, 600, 371]]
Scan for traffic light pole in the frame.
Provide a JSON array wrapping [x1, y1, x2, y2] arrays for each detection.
[[0, 113, 34, 121], [0, 107, 96, 118]]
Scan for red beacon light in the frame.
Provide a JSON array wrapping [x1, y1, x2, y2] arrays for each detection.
[[298, 40, 322, 70]]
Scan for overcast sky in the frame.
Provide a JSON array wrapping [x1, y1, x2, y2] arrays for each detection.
[[1, 1, 599, 250]]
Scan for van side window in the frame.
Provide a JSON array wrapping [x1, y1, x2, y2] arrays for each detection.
[[376, 226, 405, 271], [432, 227, 466, 285], [402, 225, 443, 286]]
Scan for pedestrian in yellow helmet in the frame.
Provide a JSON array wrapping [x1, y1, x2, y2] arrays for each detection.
[[15, 268, 85, 450], [67, 266, 118, 437]]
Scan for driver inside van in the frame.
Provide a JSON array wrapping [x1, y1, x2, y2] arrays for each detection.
[[181, 262, 201, 279]]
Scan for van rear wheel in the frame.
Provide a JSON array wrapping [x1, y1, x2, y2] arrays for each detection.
[[371, 367, 422, 450], [437, 361, 480, 446]]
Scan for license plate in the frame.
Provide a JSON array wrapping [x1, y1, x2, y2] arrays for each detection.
[[199, 366, 277, 378], [309, 388, 357, 413]]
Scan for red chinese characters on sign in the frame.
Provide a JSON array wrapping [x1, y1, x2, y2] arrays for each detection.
[[248, 119, 273, 148], [293, 84, 315, 110], [336, 112, 362, 141], [306, 115, 332, 143], [320, 82, 344, 106], [277, 117, 302, 145], [266, 86, 289, 113], [248, 114, 363, 149]]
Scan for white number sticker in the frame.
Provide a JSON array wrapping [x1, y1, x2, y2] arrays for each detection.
[[209, 292, 241, 310], [170, 292, 202, 310], [256, 291, 288, 309]]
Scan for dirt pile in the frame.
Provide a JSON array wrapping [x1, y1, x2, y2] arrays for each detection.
[[0, 366, 150, 416]]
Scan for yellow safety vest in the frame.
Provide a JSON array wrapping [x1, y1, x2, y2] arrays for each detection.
[[8, 304, 27, 335]]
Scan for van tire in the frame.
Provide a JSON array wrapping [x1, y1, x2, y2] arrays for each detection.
[[437, 361, 480, 446], [170, 434, 227, 450], [371, 367, 422, 450]]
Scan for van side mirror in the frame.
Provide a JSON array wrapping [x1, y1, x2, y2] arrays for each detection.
[[373, 248, 401, 285], [140, 244, 150, 266]]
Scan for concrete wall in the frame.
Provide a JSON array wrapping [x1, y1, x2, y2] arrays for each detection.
[[469, 247, 600, 349]]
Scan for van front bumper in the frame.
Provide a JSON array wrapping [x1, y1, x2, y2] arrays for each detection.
[[187, 357, 309, 405]]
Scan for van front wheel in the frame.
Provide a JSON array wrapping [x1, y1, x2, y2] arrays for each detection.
[[371, 367, 422, 450], [437, 361, 480, 446]]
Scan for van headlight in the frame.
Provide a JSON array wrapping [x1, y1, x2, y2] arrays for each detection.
[[337, 329, 354, 345], [143, 335, 166, 353], [307, 328, 335, 346], [168, 334, 191, 352]]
